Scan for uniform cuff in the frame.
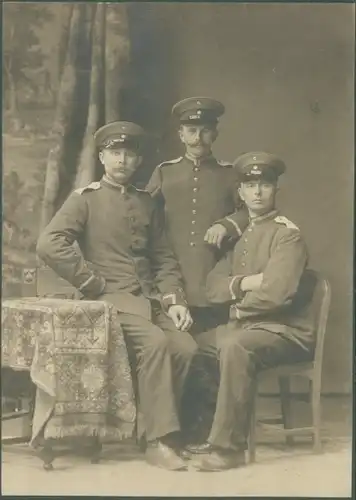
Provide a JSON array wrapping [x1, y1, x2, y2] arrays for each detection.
[[229, 275, 246, 301], [78, 273, 106, 298], [161, 288, 187, 311], [229, 304, 245, 320]]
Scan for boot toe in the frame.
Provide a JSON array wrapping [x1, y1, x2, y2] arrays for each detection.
[[145, 441, 188, 471], [191, 450, 245, 472]]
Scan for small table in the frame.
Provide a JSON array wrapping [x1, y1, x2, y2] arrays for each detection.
[[2, 297, 136, 468]]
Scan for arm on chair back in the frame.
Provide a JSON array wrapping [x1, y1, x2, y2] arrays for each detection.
[[36, 266, 78, 299]]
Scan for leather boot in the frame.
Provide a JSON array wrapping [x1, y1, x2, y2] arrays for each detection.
[[145, 439, 188, 471]]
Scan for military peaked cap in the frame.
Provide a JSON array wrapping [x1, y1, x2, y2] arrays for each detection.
[[234, 152, 286, 182], [94, 121, 146, 151], [172, 97, 225, 125]]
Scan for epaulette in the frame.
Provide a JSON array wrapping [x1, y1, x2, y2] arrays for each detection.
[[157, 157, 183, 168], [274, 215, 299, 231], [217, 160, 233, 168], [75, 182, 101, 195]]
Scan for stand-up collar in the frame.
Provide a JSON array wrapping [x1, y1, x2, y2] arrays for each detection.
[[249, 209, 279, 225], [101, 175, 131, 194], [185, 152, 215, 166]]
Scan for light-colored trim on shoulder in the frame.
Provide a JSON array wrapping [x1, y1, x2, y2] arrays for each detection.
[[157, 157, 183, 168], [75, 182, 101, 195], [225, 216, 243, 236], [274, 215, 299, 231], [133, 186, 150, 194], [217, 160, 233, 167]]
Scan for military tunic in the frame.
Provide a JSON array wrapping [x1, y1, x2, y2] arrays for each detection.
[[37, 177, 187, 318], [146, 154, 249, 308], [206, 209, 316, 349]]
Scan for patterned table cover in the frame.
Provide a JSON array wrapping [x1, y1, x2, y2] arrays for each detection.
[[1, 298, 136, 444]]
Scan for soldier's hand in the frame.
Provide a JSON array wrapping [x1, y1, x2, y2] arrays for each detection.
[[204, 224, 228, 248], [168, 305, 193, 331]]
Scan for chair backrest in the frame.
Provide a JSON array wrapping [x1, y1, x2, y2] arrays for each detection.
[[2, 265, 38, 298], [305, 269, 332, 367], [2, 262, 77, 300], [36, 265, 77, 299]]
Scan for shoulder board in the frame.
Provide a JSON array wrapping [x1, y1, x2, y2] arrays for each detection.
[[75, 182, 101, 195], [274, 215, 299, 231], [157, 157, 183, 168], [217, 160, 233, 167]]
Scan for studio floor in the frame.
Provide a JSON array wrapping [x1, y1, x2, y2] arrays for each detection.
[[2, 396, 352, 497]]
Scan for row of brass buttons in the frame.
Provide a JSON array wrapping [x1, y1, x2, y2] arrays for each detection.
[[190, 166, 200, 247], [240, 225, 254, 267]]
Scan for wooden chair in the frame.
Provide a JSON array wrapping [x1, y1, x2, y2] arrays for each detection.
[[2, 264, 46, 445], [2, 265, 102, 469], [35, 264, 77, 299], [247, 270, 332, 463]]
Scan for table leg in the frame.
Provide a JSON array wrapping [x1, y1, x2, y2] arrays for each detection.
[[36, 441, 55, 470]]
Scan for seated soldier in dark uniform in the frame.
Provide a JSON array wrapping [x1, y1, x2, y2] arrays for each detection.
[[185, 152, 316, 471], [37, 121, 198, 471]]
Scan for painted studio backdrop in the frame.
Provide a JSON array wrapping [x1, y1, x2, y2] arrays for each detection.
[[3, 3, 354, 394]]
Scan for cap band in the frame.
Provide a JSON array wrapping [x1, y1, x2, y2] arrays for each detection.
[[238, 167, 279, 183], [179, 108, 219, 124], [101, 137, 141, 151]]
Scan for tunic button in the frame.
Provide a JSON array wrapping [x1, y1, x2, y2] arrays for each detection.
[[194, 167, 199, 172], [243, 250, 247, 255], [193, 177, 198, 181], [190, 242, 195, 247], [248, 228, 253, 232], [244, 238, 248, 242], [241, 262, 246, 267], [192, 210, 197, 215], [192, 198, 197, 203], [192, 220, 196, 224], [191, 231, 195, 235], [193, 187, 198, 192]]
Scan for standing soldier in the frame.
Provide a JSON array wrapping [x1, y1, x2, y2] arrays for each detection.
[[146, 97, 249, 334], [37, 121, 197, 471]]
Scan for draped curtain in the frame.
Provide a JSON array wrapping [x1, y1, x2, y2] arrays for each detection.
[[40, 3, 130, 230]]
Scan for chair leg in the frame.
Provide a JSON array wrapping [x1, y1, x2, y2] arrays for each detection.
[[278, 376, 294, 446], [247, 382, 257, 463], [311, 379, 322, 453], [89, 436, 102, 464]]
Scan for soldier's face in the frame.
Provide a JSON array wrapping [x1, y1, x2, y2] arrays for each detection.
[[179, 124, 217, 157], [99, 148, 142, 184], [238, 180, 277, 215]]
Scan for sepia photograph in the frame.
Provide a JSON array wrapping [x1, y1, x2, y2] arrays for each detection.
[[1, 1, 354, 496]]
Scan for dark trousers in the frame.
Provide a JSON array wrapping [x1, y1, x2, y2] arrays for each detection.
[[179, 305, 229, 439], [119, 308, 197, 442], [192, 322, 312, 450], [189, 305, 229, 335]]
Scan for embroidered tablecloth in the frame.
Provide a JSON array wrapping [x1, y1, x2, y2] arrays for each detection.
[[1, 298, 136, 444]]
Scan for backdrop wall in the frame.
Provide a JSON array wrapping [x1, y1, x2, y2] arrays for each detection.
[[131, 3, 354, 393]]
